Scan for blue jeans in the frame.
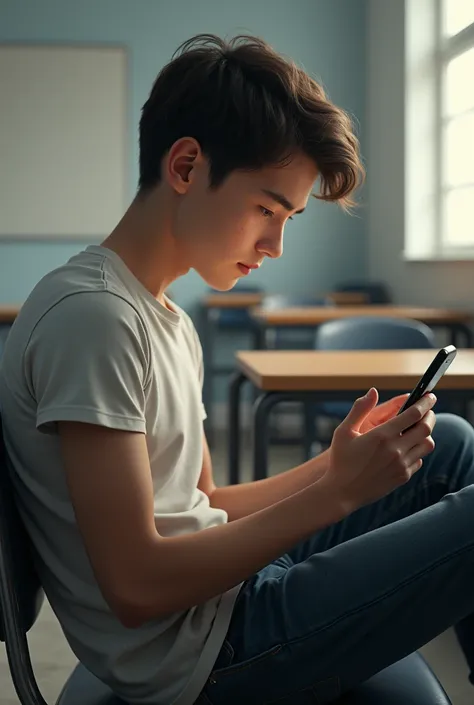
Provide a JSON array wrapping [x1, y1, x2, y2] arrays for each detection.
[[196, 414, 474, 704]]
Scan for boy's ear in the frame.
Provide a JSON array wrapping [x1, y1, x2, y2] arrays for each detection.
[[166, 137, 202, 194]]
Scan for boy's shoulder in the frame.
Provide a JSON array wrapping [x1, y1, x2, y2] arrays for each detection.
[[3, 250, 147, 379], [16, 247, 144, 335]]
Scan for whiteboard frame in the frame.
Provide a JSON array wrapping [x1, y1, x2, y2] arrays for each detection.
[[0, 42, 129, 241]]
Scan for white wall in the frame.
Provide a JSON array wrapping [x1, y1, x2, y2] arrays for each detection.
[[0, 45, 127, 239], [367, 0, 474, 310]]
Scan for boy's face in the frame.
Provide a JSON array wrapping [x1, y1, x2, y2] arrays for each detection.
[[168, 144, 318, 290]]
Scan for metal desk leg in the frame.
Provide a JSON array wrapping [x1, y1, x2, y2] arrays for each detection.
[[228, 372, 248, 485], [459, 323, 473, 348], [448, 323, 473, 349], [252, 322, 267, 350], [449, 326, 457, 348], [449, 324, 460, 348], [253, 392, 287, 481]]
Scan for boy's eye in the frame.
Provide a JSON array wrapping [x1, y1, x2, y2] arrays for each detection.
[[259, 206, 274, 218]]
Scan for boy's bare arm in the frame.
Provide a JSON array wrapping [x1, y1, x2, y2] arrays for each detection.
[[59, 394, 434, 628], [199, 433, 330, 521], [59, 422, 346, 628]]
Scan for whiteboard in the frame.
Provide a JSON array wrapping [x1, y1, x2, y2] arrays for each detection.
[[0, 45, 127, 239]]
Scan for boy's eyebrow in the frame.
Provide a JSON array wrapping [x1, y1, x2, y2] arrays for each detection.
[[261, 189, 306, 214]]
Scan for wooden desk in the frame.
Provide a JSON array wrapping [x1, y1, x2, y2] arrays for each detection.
[[203, 291, 367, 308], [0, 306, 20, 325], [200, 291, 368, 443], [250, 305, 473, 348], [204, 293, 264, 308], [228, 349, 474, 483]]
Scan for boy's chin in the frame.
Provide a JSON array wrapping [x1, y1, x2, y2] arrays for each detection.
[[200, 271, 240, 292], [213, 281, 239, 292]]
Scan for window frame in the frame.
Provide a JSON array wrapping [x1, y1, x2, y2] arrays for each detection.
[[434, 0, 474, 257]]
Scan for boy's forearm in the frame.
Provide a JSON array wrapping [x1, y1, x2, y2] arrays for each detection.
[[128, 476, 347, 625], [210, 448, 331, 521]]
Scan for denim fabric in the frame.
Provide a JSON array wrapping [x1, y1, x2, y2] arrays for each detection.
[[196, 414, 474, 704]]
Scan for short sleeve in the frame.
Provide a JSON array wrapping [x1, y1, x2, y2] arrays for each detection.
[[25, 292, 150, 434]]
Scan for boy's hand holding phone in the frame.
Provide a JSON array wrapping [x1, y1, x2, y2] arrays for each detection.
[[319, 388, 437, 514], [358, 393, 411, 434]]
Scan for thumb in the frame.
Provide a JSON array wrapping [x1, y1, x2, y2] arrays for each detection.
[[341, 388, 379, 432]]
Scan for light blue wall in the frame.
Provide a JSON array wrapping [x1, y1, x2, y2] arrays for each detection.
[[0, 0, 367, 313]]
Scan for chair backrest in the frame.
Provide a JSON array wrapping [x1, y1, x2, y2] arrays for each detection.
[[333, 281, 392, 304], [315, 316, 436, 351], [0, 412, 46, 705]]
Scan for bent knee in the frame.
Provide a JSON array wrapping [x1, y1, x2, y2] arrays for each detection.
[[434, 413, 474, 445]]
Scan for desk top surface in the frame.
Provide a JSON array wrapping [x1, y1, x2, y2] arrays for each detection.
[[203, 291, 368, 308], [203, 293, 264, 308], [251, 305, 473, 326], [236, 349, 474, 391]]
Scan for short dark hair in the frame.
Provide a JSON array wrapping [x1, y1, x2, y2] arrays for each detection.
[[139, 34, 364, 209]]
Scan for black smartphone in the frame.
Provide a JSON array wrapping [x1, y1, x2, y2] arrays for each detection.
[[397, 345, 457, 416]]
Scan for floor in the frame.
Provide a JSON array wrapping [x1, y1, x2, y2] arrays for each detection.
[[0, 433, 471, 704]]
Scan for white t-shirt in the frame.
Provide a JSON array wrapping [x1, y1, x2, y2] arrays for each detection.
[[0, 245, 241, 704]]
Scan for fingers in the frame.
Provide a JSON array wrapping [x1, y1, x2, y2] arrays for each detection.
[[399, 410, 437, 448], [359, 408, 436, 482], [382, 409, 436, 461], [404, 437, 436, 467], [384, 442, 431, 485], [388, 393, 437, 435], [385, 410, 436, 477], [406, 458, 424, 479], [339, 388, 379, 432], [390, 393, 410, 406]]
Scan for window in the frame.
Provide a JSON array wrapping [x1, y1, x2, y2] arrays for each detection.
[[438, 0, 474, 253], [443, 0, 474, 37], [404, 0, 474, 260]]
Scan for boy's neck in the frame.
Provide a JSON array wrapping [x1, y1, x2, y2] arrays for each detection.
[[101, 191, 187, 305]]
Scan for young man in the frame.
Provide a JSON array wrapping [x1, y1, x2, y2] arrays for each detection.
[[1, 33, 474, 705]]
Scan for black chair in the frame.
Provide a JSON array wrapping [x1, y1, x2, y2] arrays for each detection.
[[0, 414, 124, 705], [334, 653, 451, 704], [0, 415, 452, 705]]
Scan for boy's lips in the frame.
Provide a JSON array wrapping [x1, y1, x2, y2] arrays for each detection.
[[238, 262, 261, 269], [237, 262, 261, 276]]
